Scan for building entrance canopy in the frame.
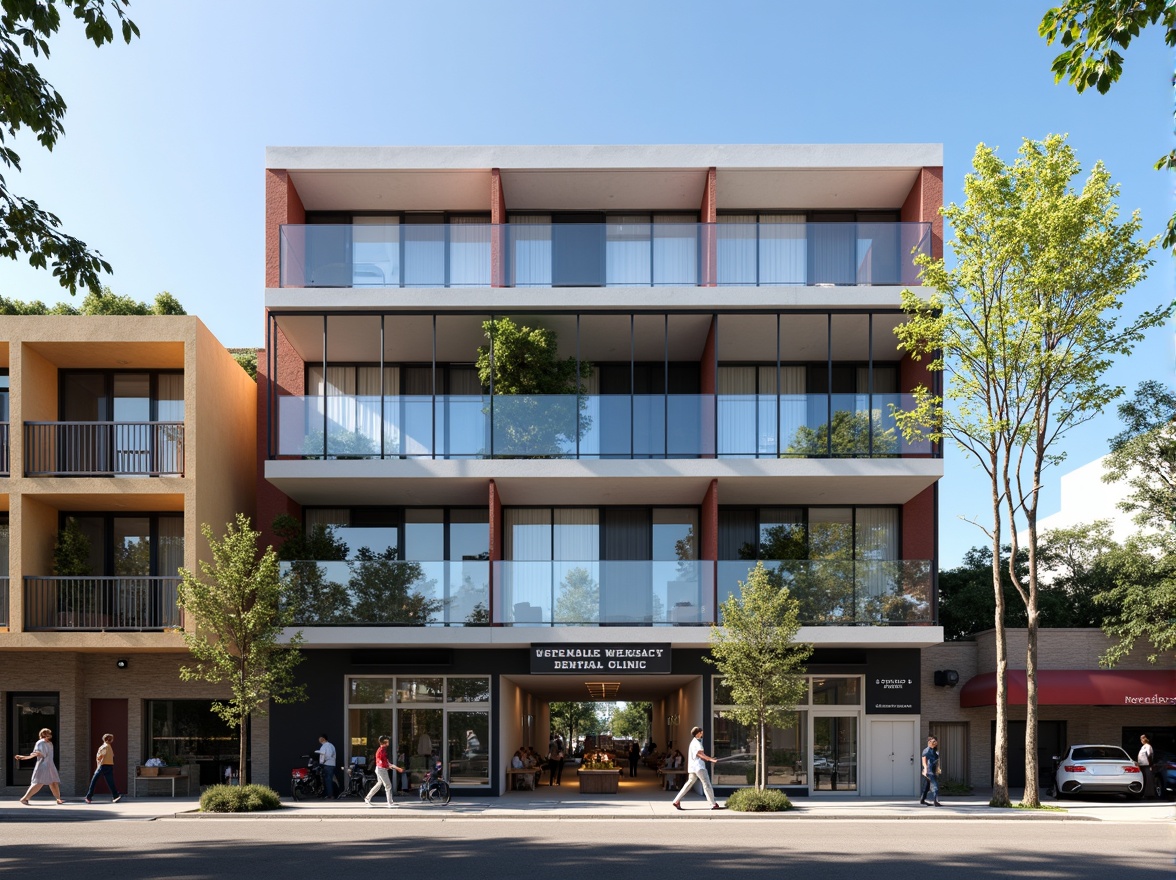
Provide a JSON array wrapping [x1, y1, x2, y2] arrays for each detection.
[[959, 669, 1176, 708]]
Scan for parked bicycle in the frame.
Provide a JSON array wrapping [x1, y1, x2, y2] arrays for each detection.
[[418, 760, 451, 805]]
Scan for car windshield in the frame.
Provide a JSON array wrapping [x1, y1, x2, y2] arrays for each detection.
[[1071, 746, 1132, 761]]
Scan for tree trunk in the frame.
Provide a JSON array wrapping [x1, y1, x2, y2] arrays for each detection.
[[1022, 516, 1041, 807], [759, 718, 766, 791], [240, 715, 248, 786], [990, 496, 1010, 807]]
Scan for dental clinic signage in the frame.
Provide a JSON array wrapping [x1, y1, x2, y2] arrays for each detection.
[[530, 643, 672, 674]]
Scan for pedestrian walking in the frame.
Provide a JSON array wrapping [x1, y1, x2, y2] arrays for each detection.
[[15, 728, 64, 805], [1137, 734, 1156, 798], [628, 740, 640, 777], [920, 735, 941, 806], [84, 733, 122, 803], [364, 736, 404, 808], [671, 726, 724, 810]]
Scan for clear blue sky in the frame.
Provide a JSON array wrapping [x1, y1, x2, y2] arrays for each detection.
[[1, 0, 1170, 567]]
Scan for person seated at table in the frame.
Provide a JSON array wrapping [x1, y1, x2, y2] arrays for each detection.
[[510, 749, 531, 789]]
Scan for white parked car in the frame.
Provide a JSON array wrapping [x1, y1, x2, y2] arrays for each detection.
[[1051, 744, 1144, 799]]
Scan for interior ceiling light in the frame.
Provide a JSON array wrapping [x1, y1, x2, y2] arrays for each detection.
[[585, 682, 620, 701]]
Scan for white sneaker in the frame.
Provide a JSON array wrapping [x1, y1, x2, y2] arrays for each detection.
[[364, 800, 373, 807]]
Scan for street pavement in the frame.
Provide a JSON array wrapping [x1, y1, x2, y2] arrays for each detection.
[[2, 785, 1171, 823]]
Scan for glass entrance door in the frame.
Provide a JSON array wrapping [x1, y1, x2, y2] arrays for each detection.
[[812, 715, 858, 792]]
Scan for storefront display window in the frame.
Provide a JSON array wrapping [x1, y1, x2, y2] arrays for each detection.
[[347, 675, 492, 788]]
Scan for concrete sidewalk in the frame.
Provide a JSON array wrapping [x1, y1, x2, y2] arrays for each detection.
[[4, 788, 1172, 823]]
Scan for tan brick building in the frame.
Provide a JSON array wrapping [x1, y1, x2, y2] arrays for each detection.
[[0, 316, 263, 796]]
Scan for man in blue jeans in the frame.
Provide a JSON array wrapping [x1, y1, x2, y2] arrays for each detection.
[[84, 733, 122, 804], [920, 735, 941, 806], [316, 734, 338, 798]]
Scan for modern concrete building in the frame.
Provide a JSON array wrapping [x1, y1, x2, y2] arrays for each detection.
[[260, 144, 946, 797], [0, 316, 259, 796]]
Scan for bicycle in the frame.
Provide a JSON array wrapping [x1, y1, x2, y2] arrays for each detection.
[[419, 768, 451, 805]]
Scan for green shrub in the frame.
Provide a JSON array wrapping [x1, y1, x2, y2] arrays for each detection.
[[199, 783, 283, 813], [725, 787, 793, 812]]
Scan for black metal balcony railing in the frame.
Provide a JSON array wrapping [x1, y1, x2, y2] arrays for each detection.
[[279, 558, 932, 627], [23, 422, 185, 476], [0, 422, 8, 476], [23, 576, 181, 631], [0, 577, 8, 627], [279, 221, 932, 289]]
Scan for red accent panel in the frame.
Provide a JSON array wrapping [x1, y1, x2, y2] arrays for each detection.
[[265, 169, 306, 288], [900, 167, 944, 264], [699, 168, 717, 286], [491, 169, 507, 287], [90, 699, 128, 796], [489, 479, 502, 563], [959, 669, 1176, 708], [901, 486, 935, 562]]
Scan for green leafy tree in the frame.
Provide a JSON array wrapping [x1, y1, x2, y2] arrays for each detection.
[[611, 701, 652, 742], [176, 514, 307, 785], [0, 1, 139, 293], [0, 287, 185, 315], [1040, 1, 1176, 250], [475, 316, 592, 456], [939, 546, 1030, 640], [230, 349, 258, 381], [707, 561, 813, 791], [553, 566, 599, 624], [272, 514, 351, 623], [1095, 531, 1176, 664], [894, 135, 1166, 807], [549, 701, 599, 746], [347, 546, 438, 624], [1035, 522, 1120, 627], [1102, 380, 1176, 529]]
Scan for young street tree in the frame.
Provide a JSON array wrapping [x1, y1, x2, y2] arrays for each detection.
[[1, 0, 139, 293], [707, 561, 812, 792], [177, 514, 307, 785], [895, 135, 1167, 807]]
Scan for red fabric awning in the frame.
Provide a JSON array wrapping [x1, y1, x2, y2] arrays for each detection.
[[959, 669, 1176, 708]]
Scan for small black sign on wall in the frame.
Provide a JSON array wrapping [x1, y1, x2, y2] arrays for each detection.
[[865, 649, 921, 714]]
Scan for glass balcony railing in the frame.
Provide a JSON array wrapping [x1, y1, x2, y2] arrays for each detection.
[[278, 222, 931, 289], [277, 558, 932, 627], [23, 422, 185, 476], [22, 576, 181, 631], [493, 560, 714, 626], [279, 559, 490, 627], [274, 393, 933, 459], [716, 559, 933, 625]]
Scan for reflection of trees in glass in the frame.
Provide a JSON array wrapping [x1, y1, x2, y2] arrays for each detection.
[[554, 566, 599, 624], [742, 521, 855, 623], [476, 317, 592, 457], [302, 428, 378, 459], [273, 514, 351, 623], [858, 560, 931, 624], [348, 547, 439, 624], [464, 601, 490, 625], [784, 409, 898, 457]]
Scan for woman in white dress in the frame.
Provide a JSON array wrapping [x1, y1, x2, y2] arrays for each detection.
[[15, 728, 64, 804]]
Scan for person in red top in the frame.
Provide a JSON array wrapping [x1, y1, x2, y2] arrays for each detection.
[[365, 736, 405, 808]]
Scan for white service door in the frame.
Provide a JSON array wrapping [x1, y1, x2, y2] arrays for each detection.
[[868, 719, 917, 796]]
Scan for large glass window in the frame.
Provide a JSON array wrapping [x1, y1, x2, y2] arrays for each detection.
[[144, 699, 239, 786], [348, 675, 491, 788], [9, 693, 58, 787]]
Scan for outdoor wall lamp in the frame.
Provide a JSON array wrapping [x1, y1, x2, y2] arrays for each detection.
[[933, 669, 959, 687]]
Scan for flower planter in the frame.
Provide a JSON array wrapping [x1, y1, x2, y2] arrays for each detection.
[[577, 769, 621, 794]]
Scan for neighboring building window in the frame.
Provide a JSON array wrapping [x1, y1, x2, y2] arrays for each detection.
[[0, 369, 9, 422]]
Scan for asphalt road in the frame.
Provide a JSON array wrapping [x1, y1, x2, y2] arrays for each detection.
[[1, 818, 1171, 880]]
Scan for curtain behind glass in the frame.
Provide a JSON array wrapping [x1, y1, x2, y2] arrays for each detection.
[[717, 214, 756, 285], [653, 214, 697, 285], [449, 216, 491, 286], [155, 373, 184, 421], [509, 215, 552, 286], [718, 366, 755, 456], [606, 215, 651, 286], [157, 517, 184, 576], [758, 214, 806, 284], [504, 509, 552, 621]]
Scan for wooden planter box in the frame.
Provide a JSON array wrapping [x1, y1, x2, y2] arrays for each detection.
[[138, 766, 159, 777], [577, 769, 621, 794]]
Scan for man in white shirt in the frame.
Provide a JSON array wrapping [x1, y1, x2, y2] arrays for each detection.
[[672, 726, 724, 810], [316, 734, 338, 799]]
